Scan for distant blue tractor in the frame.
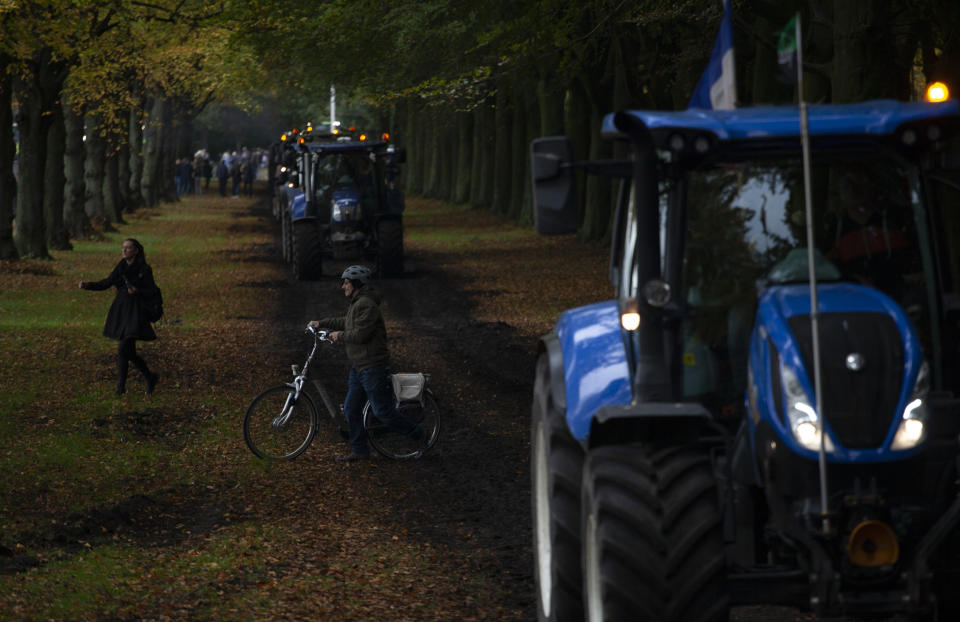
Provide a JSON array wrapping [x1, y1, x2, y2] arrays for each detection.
[[530, 100, 960, 621], [274, 129, 406, 280]]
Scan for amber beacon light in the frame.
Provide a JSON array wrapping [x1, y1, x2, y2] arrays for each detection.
[[926, 81, 949, 103]]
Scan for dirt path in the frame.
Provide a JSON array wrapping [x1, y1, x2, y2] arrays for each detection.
[[239, 195, 830, 621], [224, 194, 612, 620], [1, 191, 843, 620]]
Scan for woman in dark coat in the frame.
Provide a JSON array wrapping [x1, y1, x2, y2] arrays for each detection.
[[79, 238, 159, 395]]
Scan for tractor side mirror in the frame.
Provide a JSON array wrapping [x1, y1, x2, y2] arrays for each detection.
[[531, 136, 578, 235], [393, 147, 407, 164]]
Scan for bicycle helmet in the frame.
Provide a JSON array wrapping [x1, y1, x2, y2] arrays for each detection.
[[341, 265, 371, 285]]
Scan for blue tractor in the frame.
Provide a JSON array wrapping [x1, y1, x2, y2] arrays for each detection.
[[530, 100, 960, 621], [276, 127, 406, 280]]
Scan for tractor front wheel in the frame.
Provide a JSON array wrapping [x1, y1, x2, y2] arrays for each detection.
[[292, 220, 323, 281], [581, 443, 729, 622], [532, 353, 584, 622], [281, 208, 292, 262]]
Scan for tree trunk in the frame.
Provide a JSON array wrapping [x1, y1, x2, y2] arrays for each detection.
[[519, 93, 540, 225], [103, 141, 123, 224], [438, 113, 455, 201], [160, 102, 177, 202], [492, 86, 513, 215], [62, 94, 90, 238], [84, 113, 110, 229], [470, 99, 495, 209], [117, 126, 131, 214], [926, 0, 960, 91], [508, 92, 528, 220], [401, 102, 418, 193], [469, 103, 485, 207], [832, 0, 912, 102], [423, 110, 439, 197], [579, 63, 612, 242], [141, 96, 162, 206], [127, 99, 144, 211], [13, 51, 60, 259], [454, 111, 473, 204], [44, 95, 70, 250], [0, 54, 18, 260], [537, 75, 564, 137], [565, 80, 591, 229]]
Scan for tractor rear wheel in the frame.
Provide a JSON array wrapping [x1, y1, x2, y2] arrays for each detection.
[[281, 208, 292, 262], [377, 218, 404, 277], [292, 220, 323, 281], [532, 353, 584, 622], [581, 444, 728, 622]]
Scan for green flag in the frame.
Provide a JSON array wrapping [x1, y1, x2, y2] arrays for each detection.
[[777, 16, 798, 84]]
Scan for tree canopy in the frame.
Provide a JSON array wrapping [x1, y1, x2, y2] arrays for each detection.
[[2, 0, 958, 259]]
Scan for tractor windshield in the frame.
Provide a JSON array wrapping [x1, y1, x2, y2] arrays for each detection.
[[677, 152, 937, 409], [313, 151, 382, 213]]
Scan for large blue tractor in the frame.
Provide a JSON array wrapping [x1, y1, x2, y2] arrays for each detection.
[[530, 100, 960, 621], [275, 127, 406, 280]]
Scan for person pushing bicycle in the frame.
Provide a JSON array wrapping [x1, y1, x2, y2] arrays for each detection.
[[309, 265, 425, 462]]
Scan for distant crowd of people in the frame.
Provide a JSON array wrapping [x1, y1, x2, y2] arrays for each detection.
[[175, 147, 267, 199]]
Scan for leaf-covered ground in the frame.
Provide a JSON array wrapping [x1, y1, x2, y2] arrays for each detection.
[[0, 189, 610, 620], [1, 189, 835, 621]]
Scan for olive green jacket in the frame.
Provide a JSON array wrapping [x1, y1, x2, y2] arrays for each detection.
[[318, 286, 390, 371]]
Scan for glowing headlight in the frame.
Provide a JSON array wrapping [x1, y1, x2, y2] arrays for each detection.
[[891, 362, 930, 450], [620, 312, 640, 331], [781, 364, 833, 452], [620, 297, 640, 331]]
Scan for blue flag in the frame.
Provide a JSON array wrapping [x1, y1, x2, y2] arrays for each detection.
[[689, 0, 737, 110]]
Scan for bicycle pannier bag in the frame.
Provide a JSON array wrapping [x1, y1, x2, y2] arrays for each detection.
[[391, 373, 425, 404]]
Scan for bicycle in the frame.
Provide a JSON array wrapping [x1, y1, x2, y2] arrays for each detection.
[[243, 324, 440, 460]]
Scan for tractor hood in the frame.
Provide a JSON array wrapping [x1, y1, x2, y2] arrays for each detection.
[[750, 282, 927, 462]]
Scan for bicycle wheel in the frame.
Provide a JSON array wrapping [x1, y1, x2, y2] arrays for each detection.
[[244, 385, 319, 459], [363, 389, 440, 459]]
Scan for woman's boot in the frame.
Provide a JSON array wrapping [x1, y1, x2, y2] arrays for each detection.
[[131, 356, 158, 394], [115, 356, 128, 395]]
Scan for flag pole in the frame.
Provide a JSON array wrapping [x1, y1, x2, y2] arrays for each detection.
[[796, 12, 830, 534]]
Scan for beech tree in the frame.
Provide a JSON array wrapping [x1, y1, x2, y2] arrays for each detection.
[[3, 0, 959, 258]]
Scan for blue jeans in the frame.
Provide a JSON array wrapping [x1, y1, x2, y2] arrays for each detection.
[[343, 365, 419, 454]]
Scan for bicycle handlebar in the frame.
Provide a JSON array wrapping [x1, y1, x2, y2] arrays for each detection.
[[305, 324, 333, 343]]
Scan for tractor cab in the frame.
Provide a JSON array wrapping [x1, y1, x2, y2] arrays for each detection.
[[530, 100, 960, 619]]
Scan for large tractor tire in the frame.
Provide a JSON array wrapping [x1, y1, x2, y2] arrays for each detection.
[[377, 217, 404, 278], [281, 209, 292, 262], [292, 220, 323, 281], [581, 444, 729, 622], [532, 353, 584, 622]]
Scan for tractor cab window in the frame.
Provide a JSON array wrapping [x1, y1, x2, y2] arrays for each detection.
[[613, 177, 671, 301], [314, 157, 337, 206], [679, 154, 934, 408], [315, 152, 381, 215]]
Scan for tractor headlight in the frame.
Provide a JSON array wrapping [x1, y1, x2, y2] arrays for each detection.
[[891, 361, 929, 450], [781, 364, 833, 452]]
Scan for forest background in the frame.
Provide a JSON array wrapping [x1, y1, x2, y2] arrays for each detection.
[[2, 0, 960, 261]]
